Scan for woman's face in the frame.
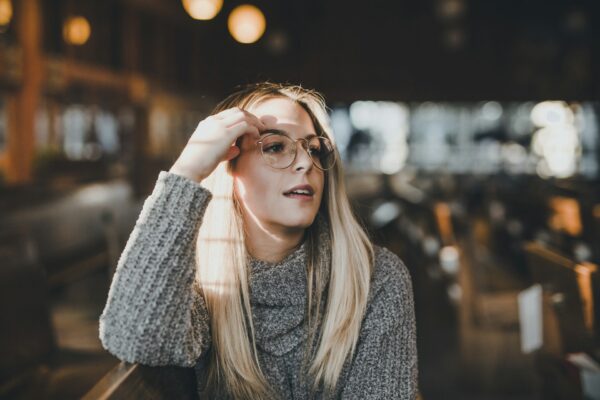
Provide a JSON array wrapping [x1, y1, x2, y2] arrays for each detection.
[[233, 97, 325, 233]]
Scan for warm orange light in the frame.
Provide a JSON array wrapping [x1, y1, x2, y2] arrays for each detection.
[[182, 0, 223, 21], [434, 202, 455, 245], [575, 262, 598, 333], [548, 197, 582, 236], [227, 5, 266, 44], [63, 16, 91, 46], [0, 0, 13, 27]]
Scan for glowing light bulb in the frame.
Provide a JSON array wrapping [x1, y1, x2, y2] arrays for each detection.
[[0, 0, 12, 27], [182, 0, 223, 21], [228, 5, 266, 44], [63, 16, 91, 46]]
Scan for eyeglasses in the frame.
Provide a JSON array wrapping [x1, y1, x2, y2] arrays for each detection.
[[256, 132, 336, 171]]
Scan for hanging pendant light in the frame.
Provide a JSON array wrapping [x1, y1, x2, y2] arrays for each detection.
[[63, 16, 91, 46], [0, 0, 13, 28], [182, 0, 223, 21], [228, 4, 266, 44]]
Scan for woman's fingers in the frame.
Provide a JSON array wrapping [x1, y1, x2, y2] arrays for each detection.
[[170, 107, 264, 181], [228, 120, 260, 141], [243, 110, 266, 131], [212, 107, 240, 119], [219, 108, 266, 132]]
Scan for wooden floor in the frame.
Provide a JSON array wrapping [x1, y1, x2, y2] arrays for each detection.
[[44, 271, 119, 399], [416, 276, 535, 400]]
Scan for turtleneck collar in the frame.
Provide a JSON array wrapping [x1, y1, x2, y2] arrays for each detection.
[[247, 213, 331, 355]]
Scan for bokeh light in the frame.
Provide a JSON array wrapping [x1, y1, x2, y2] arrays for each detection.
[[531, 101, 579, 178], [0, 0, 12, 27], [227, 5, 266, 44], [530, 101, 573, 128], [182, 0, 223, 21], [63, 16, 91, 46]]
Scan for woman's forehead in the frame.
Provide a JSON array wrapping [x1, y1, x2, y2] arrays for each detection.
[[249, 97, 314, 129]]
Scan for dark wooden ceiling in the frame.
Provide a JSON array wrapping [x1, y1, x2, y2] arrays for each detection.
[[39, 0, 600, 101]]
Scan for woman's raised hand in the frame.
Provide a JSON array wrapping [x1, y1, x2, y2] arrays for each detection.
[[169, 107, 265, 182]]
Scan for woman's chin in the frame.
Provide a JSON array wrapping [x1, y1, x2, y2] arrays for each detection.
[[279, 215, 316, 230]]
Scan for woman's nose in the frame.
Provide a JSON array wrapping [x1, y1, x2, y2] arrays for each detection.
[[294, 142, 313, 171]]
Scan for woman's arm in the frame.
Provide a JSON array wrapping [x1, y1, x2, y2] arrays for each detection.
[[341, 251, 419, 399], [99, 171, 213, 367]]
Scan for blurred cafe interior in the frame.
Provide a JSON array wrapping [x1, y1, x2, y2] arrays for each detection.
[[1, 0, 600, 399]]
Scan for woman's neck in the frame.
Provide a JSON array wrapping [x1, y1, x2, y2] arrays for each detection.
[[243, 217, 306, 264]]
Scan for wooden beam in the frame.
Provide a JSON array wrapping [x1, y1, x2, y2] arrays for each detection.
[[8, 0, 43, 184]]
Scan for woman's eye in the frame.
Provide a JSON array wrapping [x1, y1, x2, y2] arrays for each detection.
[[309, 146, 322, 155], [264, 143, 284, 153]]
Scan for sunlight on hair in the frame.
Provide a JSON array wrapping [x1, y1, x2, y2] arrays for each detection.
[[192, 83, 374, 399]]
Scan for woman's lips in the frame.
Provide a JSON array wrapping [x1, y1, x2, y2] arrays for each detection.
[[283, 193, 314, 200]]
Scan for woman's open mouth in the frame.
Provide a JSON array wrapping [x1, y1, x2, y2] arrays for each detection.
[[284, 192, 314, 200], [283, 185, 315, 200]]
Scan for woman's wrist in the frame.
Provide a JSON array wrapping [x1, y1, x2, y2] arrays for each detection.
[[168, 164, 208, 183]]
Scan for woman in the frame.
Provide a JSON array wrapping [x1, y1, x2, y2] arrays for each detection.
[[99, 82, 417, 399]]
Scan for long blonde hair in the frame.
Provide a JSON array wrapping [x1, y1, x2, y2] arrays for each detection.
[[195, 82, 374, 399]]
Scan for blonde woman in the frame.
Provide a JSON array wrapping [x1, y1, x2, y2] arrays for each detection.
[[99, 82, 417, 399]]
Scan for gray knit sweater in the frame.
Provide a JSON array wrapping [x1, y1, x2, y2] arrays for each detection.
[[99, 171, 418, 399]]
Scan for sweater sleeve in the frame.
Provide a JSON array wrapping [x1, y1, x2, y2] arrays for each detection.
[[340, 253, 419, 399], [98, 170, 213, 367]]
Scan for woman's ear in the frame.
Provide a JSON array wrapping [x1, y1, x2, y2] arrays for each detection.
[[225, 145, 241, 161]]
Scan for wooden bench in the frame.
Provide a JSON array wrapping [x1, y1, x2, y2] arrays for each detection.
[[83, 362, 429, 400], [0, 230, 117, 399], [523, 241, 599, 400], [0, 179, 138, 288], [524, 242, 599, 352], [0, 229, 55, 396], [83, 363, 197, 400], [456, 216, 535, 394]]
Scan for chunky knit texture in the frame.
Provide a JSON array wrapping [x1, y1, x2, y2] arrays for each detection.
[[99, 171, 418, 399]]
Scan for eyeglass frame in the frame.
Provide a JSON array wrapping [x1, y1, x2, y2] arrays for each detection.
[[254, 130, 336, 171]]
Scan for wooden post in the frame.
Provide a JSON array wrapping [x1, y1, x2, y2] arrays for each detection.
[[7, 0, 43, 184]]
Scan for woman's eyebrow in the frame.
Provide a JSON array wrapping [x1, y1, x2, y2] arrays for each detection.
[[260, 128, 318, 139], [260, 128, 285, 136]]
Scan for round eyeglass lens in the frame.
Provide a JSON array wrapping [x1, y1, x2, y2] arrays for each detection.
[[260, 134, 296, 169], [260, 134, 336, 170], [306, 136, 335, 170]]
